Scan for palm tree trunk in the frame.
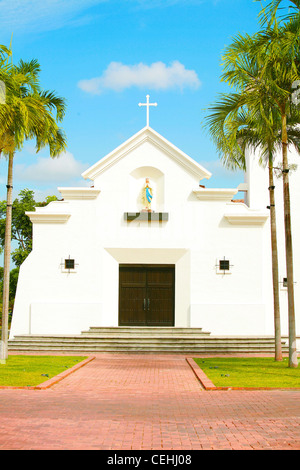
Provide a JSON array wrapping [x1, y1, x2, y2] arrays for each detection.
[[0, 150, 13, 364], [282, 114, 298, 368], [268, 155, 282, 361]]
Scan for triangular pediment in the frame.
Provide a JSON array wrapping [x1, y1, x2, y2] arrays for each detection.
[[81, 126, 212, 182]]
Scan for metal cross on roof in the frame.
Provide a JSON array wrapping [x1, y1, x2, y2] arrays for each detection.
[[138, 94, 157, 127]]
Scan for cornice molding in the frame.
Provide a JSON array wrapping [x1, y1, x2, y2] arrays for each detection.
[[193, 188, 238, 201], [26, 213, 71, 224], [224, 213, 268, 225], [58, 187, 101, 200]]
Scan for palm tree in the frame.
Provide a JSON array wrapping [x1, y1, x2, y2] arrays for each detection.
[[220, 21, 299, 367], [0, 52, 67, 363], [205, 93, 300, 362], [255, 0, 300, 369]]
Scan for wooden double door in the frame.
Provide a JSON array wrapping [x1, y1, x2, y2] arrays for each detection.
[[119, 265, 175, 326]]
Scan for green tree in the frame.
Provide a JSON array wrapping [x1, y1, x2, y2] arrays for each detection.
[[255, 0, 300, 369], [0, 46, 67, 363], [205, 94, 300, 362], [217, 14, 300, 367], [0, 189, 58, 267]]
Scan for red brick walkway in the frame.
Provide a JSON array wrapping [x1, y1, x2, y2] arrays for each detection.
[[0, 353, 299, 450]]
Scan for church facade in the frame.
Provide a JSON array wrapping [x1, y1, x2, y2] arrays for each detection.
[[9, 125, 300, 346]]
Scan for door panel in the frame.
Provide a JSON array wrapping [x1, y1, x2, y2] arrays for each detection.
[[119, 265, 175, 326], [146, 268, 174, 325], [119, 267, 147, 325]]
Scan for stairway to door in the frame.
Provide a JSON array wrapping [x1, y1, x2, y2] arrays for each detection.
[[119, 264, 175, 326]]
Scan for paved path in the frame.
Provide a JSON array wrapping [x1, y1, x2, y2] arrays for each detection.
[[0, 353, 299, 450]]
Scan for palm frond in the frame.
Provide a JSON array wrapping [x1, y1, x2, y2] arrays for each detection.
[[0, 49, 67, 158], [257, 0, 300, 26]]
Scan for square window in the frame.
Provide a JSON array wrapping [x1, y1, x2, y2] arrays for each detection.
[[65, 259, 75, 270], [219, 259, 230, 271]]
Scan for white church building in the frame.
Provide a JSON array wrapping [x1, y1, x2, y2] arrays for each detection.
[[9, 99, 300, 350]]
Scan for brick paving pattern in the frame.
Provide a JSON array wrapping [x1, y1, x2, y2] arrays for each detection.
[[0, 353, 299, 450]]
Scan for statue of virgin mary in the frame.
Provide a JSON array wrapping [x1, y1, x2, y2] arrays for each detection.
[[142, 178, 153, 211]]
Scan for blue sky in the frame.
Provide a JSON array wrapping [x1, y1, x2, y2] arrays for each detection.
[[0, 0, 267, 201]]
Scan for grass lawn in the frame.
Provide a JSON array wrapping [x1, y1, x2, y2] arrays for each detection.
[[193, 357, 300, 388], [0, 355, 87, 387]]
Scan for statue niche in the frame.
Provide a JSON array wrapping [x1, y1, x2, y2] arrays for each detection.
[[129, 166, 164, 213]]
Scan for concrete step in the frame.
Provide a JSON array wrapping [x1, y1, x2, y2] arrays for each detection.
[[9, 335, 286, 344], [8, 329, 289, 353], [7, 341, 288, 351]]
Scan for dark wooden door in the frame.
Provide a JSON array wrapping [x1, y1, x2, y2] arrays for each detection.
[[119, 265, 175, 326]]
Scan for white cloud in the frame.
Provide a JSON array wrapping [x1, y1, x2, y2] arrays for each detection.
[[14, 151, 87, 184], [78, 61, 201, 94]]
